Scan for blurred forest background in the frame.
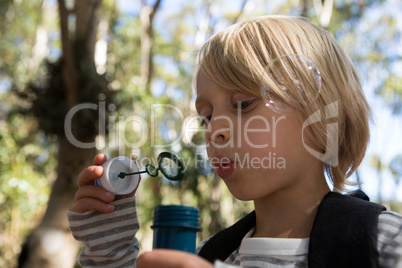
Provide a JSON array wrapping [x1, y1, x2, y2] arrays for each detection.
[[0, 0, 401, 267]]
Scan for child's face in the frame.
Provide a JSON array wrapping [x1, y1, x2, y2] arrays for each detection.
[[195, 72, 323, 201]]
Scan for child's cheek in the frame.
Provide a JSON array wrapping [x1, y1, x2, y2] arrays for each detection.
[[241, 118, 274, 150]]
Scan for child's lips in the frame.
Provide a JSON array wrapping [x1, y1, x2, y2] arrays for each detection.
[[210, 156, 235, 179]]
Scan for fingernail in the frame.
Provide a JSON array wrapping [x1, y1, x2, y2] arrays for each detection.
[[106, 204, 114, 211]]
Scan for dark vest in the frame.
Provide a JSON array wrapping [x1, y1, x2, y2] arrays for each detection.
[[198, 191, 386, 268]]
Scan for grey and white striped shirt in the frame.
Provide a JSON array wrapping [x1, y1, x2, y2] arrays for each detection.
[[68, 197, 402, 268]]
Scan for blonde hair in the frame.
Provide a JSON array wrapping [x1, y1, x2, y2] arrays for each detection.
[[197, 15, 371, 191]]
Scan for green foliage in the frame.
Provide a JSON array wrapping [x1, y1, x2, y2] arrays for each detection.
[[382, 76, 402, 97], [13, 59, 117, 139], [0, 106, 56, 267], [0, 0, 45, 84]]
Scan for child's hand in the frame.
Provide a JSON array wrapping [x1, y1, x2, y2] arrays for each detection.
[[136, 249, 213, 268], [69, 154, 140, 213]]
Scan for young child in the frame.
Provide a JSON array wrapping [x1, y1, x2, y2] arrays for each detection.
[[68, 15, 402, 268]]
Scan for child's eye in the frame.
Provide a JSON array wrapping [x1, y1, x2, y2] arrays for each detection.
[[234, 100, 254, 110], [198, 115, 211, 127]]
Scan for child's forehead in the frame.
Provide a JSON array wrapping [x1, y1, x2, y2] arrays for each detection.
[[195, 82, 232, 110], [195, 71, 224, 95]]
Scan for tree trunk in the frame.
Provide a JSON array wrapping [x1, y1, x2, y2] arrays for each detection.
[[18, 0, 104, 267], [140, 0, 162, 93], [18, 138, 95, 268]]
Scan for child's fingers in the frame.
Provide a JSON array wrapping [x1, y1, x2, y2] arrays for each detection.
[[77, 165, 104, 187], [93, 153, 107, 165], [70, 197, 115, 213], [70, 185, 115, 213], [74, 185, 115, 203], [76, 154, 106, 187]]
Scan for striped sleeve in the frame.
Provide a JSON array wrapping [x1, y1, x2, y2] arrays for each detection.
[[67, 196, 139, 268], [377, 210, 402, 268]]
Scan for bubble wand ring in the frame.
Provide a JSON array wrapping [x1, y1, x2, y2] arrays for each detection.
[[118, 152, 184, 181]]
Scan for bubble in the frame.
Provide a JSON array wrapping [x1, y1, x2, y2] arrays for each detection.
[[260, 54, 322, 113]]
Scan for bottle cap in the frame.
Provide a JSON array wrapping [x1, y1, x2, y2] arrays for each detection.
[[96, 156, 140, 195], [152, 205, 201, 230], [151, 205, 201, 253]]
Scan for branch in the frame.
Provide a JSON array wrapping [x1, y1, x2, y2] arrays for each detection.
[[140, 0, 162, 93], [194, 1, 212, 49], [301, 0, 308, 18], [313, 0, 334, 27], [58, 0, 77, 106], [321, 0, 334, 27], [230, 0, 249, 24], [149, 0, 162, 23]]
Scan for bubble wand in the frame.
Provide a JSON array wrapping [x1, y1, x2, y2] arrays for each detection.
[[96, 152, 184, 195], [118, 152, 184, 181]]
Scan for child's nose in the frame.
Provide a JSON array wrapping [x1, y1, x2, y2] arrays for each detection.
[[211, 131, 226, 145], [206, 116, 231, 147]]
